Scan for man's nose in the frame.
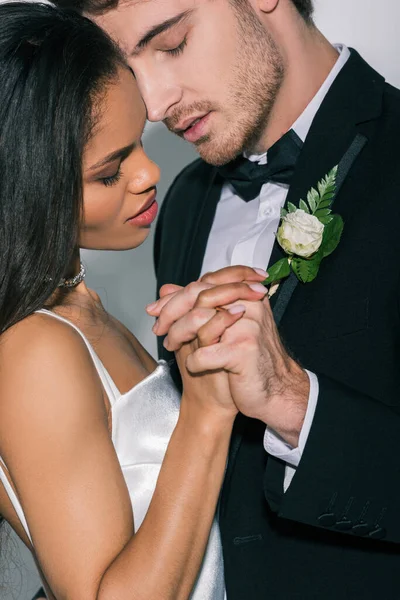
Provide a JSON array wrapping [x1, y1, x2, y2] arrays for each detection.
[[135, 69, 182, 123]]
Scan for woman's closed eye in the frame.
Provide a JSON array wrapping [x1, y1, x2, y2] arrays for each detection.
[[99, 165, 123, 187]]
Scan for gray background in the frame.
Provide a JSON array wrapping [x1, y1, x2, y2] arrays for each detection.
[[1, 0, 400, 597]]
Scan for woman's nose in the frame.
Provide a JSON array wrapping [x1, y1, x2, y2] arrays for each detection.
[[131, 148, 160, 193]]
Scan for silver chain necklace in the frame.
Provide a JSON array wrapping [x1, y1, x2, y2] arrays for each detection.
[[58, 261, 86, 288]]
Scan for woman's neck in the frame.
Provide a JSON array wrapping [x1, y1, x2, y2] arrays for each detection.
[[45, 250, 105, 323]]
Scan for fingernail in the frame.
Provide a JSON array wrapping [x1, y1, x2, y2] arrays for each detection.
[[228, 304, 246, 315], [249, 283, 268, 295], [146, 302, 157, 311], [254, 268, 268, 278], [152, 319, 159, 333], [163, 336, 169, 350]]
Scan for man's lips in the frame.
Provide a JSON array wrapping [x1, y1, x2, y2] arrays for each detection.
[[181, 113, 212, 143], [174, 112, 210, 134]]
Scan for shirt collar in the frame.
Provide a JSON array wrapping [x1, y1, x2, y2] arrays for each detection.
[[246, 44, 351, 164]]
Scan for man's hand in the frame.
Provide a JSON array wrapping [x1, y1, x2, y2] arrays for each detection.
[[148, 266, 309, 448]]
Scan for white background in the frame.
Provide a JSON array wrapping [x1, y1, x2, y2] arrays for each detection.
[[1, 1, 400, 598]]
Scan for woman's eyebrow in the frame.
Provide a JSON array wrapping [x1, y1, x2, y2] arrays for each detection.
[[89, 142, 136, 171]]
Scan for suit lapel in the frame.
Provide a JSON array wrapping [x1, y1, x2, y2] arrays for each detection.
[[272, 132, 368, 326], [183, 171, 223, 284], [268, 49, 384, 321]]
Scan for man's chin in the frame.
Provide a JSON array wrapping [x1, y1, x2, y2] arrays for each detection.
[[194, 137, 243, 167]]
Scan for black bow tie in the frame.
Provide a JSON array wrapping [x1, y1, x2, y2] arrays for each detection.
[[217, 129, 304, 202]]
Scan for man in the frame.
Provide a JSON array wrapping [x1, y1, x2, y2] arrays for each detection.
[[50, 0, 400, 597]]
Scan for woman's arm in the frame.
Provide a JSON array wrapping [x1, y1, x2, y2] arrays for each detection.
[[0, 312, 237, 600]]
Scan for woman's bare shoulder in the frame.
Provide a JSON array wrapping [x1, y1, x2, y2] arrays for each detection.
[[1, 311, 88, 366], [0, 312, 104, 412]]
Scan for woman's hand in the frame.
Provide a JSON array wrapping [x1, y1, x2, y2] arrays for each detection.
[[174, 307, 246, 423]]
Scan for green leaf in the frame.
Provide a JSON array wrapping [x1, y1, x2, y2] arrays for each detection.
[[314, 166, 338, 212], [317, 198, 334, 211], [317, 165, 338, 195], [299, 199, 310, 213], [318, 215, 334, 225], [307, 187, 319, 213], [314, 208, 332, 218], [318, 214, 344, 258], [319, 191, 335, 202], [291, 257, 321, 283], [264, 257, 291, 286], [281, 208, 288, 218], [287, 202, 297, 213]]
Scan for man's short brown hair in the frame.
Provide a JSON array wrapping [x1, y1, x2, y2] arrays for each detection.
[[54, 0, 313, 21], [291, 0, 314, 22]]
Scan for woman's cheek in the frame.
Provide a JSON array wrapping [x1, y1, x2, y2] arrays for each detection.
[[83, 188, 124, 229]]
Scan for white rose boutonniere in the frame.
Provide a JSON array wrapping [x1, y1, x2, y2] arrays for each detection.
[[277, 210, 324, 258], [264, 166, 344, 296]]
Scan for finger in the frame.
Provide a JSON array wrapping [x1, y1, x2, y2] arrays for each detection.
[[185, 342, 241, 375], [148, 286, 270, 319], [194, 282, 267, 310], [201, 265, 268, 285], [164, 307, 217, 351], [154, 281, 215, 335], [159, 283, 183, 298], [146, 291, 179, 316], [164, 305, 246, 351], [221, 293, 273, 325], [220, 315, 261, 346], [145, 283, 185, 315], [185, 318, 261, 374], [197, 305, 247, 347]]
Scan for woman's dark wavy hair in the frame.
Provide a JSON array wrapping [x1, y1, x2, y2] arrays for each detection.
[[0, 2, 126, 338], [53, 0, 314, 21]]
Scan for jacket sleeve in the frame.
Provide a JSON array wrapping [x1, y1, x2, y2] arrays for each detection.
[[264, 373, 400, 543]]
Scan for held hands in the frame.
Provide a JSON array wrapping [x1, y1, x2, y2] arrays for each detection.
[[172, 307, 241, 425], [147, 267, 310, 447]]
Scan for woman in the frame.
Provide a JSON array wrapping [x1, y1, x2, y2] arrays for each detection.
[[0, 3, 268, 599]]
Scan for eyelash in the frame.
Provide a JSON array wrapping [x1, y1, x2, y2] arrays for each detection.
[[100, 167, 122, 187], [165, 36, 187, 57]]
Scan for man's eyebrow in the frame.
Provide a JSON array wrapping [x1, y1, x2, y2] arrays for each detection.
[[89, 142, 136, 170], [131, 10, 192, 56]]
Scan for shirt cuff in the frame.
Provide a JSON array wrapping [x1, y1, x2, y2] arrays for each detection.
[[263, 370, 319, 468]]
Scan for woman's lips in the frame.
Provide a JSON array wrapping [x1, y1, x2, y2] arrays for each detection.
[[127, 193, 158, 227]]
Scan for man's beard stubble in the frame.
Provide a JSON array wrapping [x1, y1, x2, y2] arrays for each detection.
[[164, 1, 285, 166]]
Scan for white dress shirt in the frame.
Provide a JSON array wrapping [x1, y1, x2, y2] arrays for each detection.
[[200, 45, 351, 491]]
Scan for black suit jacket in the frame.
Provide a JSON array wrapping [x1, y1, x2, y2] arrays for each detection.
[[154, 50, 400, 598]]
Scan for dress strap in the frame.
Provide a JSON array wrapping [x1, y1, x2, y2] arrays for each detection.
[[0, 457, 33, 545], [36, 309, 121, 404]]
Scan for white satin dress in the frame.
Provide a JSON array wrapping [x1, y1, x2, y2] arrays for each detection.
[[0, 309, 226, 599]]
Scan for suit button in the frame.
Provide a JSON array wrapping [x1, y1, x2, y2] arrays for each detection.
[[368, 527, 386, 540], [352, 521, 370, 536], [318, 513, 336, 527], [334, 518, 353, 531]]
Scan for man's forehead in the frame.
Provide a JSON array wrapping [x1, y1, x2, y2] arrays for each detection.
[[95, 0, 198, 51]]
